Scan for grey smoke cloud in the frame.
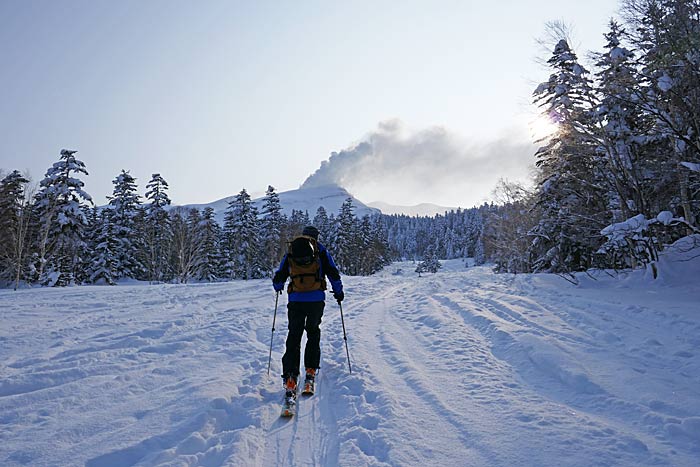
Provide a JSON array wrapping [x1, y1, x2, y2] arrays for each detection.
[[301, 120, 536, 208]]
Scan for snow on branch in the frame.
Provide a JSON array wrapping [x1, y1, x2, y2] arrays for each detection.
[[599, 211, 699, 274], [680, 161, 700, 173]]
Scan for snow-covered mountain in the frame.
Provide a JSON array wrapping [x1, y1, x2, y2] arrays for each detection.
[[181, 184, 380, 224], [177, 183, 455, 222], [367, 200, 456, 217]]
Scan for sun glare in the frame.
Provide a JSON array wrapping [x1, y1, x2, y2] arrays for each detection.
[[529, 114, 559, 141]]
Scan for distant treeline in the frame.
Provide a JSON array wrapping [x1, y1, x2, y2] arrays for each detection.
[[0, 151, 492, 288]]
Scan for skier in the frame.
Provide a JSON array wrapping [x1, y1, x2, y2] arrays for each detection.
[[272, 225, 344, 412]]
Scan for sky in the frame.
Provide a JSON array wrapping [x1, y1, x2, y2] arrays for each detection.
[[0, 0, 620, 209]]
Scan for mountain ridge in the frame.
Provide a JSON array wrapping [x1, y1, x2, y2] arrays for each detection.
[[367, 200, 457, 217], [180, 184, 379, 224], [174, 184, 457, 221]]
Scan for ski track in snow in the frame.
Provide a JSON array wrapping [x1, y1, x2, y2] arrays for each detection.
[[1, 261, 699, 466]]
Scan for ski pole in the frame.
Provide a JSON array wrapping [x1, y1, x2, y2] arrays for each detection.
[[338, 301, 352, 374], [267, 292, 280, 376]]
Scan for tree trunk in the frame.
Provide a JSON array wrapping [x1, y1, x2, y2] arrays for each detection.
[[678, 170, 696, 232]]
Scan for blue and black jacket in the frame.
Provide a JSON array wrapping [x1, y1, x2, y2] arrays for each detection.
[[272, 243, 343, 302]]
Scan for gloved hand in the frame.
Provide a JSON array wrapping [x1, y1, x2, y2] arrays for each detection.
[[273, 282, 284, 293], [333, 291, 344, 303]]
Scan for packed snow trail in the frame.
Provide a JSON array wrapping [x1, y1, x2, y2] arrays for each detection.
[[1, 260, 699, 466]]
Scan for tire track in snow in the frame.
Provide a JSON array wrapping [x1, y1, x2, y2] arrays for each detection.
[[261, 330, 342, 466], [257, 284, 348, 467], [348, 270, 660, 467], [343, 277, 503, 466], [260, 277, 406, 467], [432, 279, 681, 464]]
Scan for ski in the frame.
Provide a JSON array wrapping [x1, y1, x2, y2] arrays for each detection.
[[301, 378, 315, 396], [280, 371, 313, 416], [280, 399, 297, 418], [301, 368, 317, 396], [280, 378, 298, 418], [280, 394, 296, 417]]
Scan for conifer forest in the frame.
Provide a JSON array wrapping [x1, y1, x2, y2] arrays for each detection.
[[1, 0, 699, 288]]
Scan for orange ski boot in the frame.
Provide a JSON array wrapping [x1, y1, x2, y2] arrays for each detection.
[[302, 368, 316, 396]]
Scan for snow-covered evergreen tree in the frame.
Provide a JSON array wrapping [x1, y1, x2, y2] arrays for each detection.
[[473, 234, 485, 266], [357, 215, 374, 275], [107, 170, 143, 280], [472, 211, 486, 266], [591, 21, 662, 267], [261, 185, 285, 272], [594, 21, 651, 220], [32, 150, 93, 286], [334, 197, 359, 274], [222, 188, 264, 280], [623, 0, 700, 228], [415, 243, 441, 275], [313, 206, 333, 247], [363, 215, 391, 275], [530, 39, 608, 273], [143, 173, 172, 283], [87, 208, 119, 285], [194, 207, 225, 281], [0, 170, 31, 288]]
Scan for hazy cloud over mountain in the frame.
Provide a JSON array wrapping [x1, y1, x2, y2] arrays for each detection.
[[301, 120, 536, 208]]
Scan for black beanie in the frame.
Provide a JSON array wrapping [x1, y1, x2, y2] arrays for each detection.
[[302, 225, 320, 240]]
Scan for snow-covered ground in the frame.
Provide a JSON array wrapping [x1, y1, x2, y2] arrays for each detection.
[[2, 253, 699, 466]]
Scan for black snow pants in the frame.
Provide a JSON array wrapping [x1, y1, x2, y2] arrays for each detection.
[[282, 301, 325, 378]]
